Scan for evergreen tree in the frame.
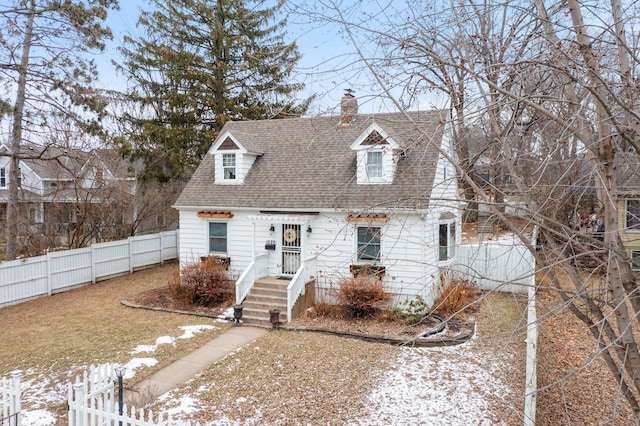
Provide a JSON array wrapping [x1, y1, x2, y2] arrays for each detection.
[[116, 0, 306, 182]]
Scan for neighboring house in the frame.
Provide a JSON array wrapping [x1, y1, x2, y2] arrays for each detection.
[[174, 93, 461, 321], [0, 142, 136, 247], [616, 152, 640, 269]]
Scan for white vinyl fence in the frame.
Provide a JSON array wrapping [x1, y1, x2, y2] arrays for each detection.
[[0, 371, 21, 426], [453, 235, 535, 293], [0, 231, 178, 308], [453, 232, 539, 426], [68, 365, 200, 426]]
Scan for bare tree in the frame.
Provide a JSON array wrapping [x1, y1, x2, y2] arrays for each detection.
[[0, 0, 118, 259], [295, 0, 640, 419]]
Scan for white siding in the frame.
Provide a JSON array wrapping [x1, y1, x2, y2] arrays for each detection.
[[308, 211, 440, 305], [0, 155, 9, 188], [179, 207, 442, 304], [213, 153, 258, 185], [354, 149, 397, 185], [18, 162, 43, 195], [180, 210, 439, 303], [237, 155, 258, 184]]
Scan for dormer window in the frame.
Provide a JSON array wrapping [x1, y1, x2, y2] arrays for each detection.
[[366, 151, 383, 178], [350, 125, 402, 185], [210, 131, 263, 185], [223, 154, 236, 180]]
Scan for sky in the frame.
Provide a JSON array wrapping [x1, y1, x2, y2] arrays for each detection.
[[99, 0, 446, 116]]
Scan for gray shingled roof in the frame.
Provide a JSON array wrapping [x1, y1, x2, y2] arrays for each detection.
[[174, 110, 448, 210], [617, 152, 640, 196]]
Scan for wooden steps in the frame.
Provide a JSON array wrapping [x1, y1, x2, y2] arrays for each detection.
[[241, 277, 289, 327]]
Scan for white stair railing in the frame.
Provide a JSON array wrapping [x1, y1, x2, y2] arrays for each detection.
[[287, 256, 317, 322], [235, 253, 269, 305]]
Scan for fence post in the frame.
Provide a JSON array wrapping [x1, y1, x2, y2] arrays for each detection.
[[72, 382, 86, 426], [90, 245, 96, 285], [160, 232, 165, 266], [128, 237, 134, 274], [11, 370, 21, 426], [46, 251, 52, 296]]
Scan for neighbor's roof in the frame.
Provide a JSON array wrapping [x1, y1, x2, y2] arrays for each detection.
[[616, 152, 640, 196], [174, 110, 448, 211]]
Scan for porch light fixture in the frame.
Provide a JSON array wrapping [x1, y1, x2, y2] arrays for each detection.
[[307, 225, 312, 234], [269, 224, 275, 233]]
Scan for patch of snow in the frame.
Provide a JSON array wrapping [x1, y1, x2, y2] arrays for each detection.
[[132, 335, 176, 354], [123, 358, 158, 379], [164, 395, 200, 415], [178, 324, 216, 339], [131, 325, 216, 354], [21, 409, 56, 426], [359, 343, 511, 425], [157, 335, 177, 345], [17, 372, 66, 426]]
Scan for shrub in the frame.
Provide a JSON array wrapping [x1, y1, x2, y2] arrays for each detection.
[[311, 302, 342, 317], [169, 257, 235, 306], [335, 276, 391, 318], [376, 308, 396, 323], [396, 295, 431, 325], [432, 275, 477, 315]]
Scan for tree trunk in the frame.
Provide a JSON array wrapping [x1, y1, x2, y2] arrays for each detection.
[[5, 0, 35, 260], [568, 0, 640, 406]]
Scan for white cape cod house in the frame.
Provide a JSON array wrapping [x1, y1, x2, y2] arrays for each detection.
[[174, 95, 461, 325]]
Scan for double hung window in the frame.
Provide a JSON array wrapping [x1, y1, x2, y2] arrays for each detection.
[[366, 151, 383, 179], [439, 222, 456, 261], [222, 154, 236, 180], [209, 222, 228, 253], [357, 226, 381, 261], [626, 200, 640, 230]]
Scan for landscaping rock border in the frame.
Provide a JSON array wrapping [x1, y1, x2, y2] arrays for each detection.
[[122, 294, 476, 348]]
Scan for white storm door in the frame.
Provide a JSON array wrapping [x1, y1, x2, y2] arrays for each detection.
[[281, 224, 301, 275]]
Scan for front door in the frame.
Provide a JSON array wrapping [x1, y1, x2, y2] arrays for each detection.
[[281, 224, 301, 275]]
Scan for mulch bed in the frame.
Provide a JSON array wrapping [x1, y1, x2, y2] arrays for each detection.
[[125, 286, 477, 345], [126, 287, 231, 317]]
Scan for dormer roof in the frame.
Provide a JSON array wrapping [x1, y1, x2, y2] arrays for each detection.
[[209, 130, 264, 156], [175, 110, 448, 210], [617, 152, 640, 196], [350, 124, 402, 151]]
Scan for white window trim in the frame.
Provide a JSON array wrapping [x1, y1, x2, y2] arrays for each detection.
[[222, 153, 237, 181], [356, 224, 382, 263], [438, 220, 457, 263], [207, 221, 229, 255], [366, 151, 384, 180], [626, 199, 640, 232], [0, 167, 5, 188], [631, 250, 640, 270]]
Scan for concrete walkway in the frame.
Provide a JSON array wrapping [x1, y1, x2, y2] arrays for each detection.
[[126, 325, 268, 404]]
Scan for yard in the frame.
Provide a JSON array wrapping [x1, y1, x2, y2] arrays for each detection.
[[0, 261, 617, 425]]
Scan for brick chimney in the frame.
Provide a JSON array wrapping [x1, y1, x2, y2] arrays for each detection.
[[338, 89, 358, 128]]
